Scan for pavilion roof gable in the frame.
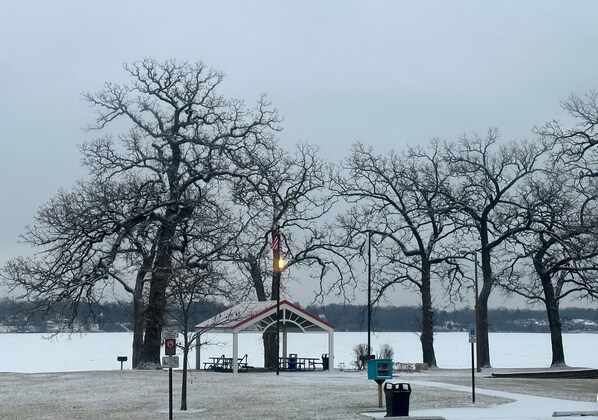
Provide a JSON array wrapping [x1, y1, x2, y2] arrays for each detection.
[[195, 300, 334, 334]]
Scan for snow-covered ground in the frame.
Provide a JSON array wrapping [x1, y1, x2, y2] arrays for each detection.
[[1, 368, 597, 419], [2, 331, 598, 373], [2, 332, 598, 419], [367, 378, 598, 419]]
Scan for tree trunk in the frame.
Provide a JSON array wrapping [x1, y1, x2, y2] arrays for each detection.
[[139, 273, 168, 368], [132, 296, 145, 369], [537, 268, 566, 367], [139, 221, 176, 368], [249, 258, 267, 302], [477, 280, 492, 368], [249, 257, 276, 367], [477, 242, 493, 368], [544, 297, 566, 367], [263, 327, 278, 369], [419, 264, 437, 367], [132, 266, 148, 369]]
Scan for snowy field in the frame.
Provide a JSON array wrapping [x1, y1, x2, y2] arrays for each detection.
[[2, 332, 598, 419], [1, 365, 598, 419], [1, 331, 598, 372]]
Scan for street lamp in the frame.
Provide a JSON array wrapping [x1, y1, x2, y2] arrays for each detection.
[[272, 226, 285, 376], [359, 230, 375, 367], [367, 230, 373, 360], [473, 252, 481, 373], [461, 249, 481, 373]]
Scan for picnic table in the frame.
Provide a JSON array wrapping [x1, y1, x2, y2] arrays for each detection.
[[278, 356, 321, 371], [204, 354, 249, 372]]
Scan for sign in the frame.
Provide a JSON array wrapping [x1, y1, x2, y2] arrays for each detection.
[[164, 338, 177, 355], [162, 326, 179, 340], [469, 325, 476, 343], [162, 356, 179, 369]]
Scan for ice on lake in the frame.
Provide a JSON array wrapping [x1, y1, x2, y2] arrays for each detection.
[[1, 331, 597, 373]]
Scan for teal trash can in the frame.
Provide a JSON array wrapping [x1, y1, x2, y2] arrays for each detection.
[[384, 382, 411, 417]]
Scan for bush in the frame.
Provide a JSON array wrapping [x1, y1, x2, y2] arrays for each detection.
[[352, 343, 371, 370], [377, 343, 394, 360]]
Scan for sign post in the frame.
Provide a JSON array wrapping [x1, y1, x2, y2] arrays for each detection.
[[162, 327, 179, 420], [368, 359, 393, 408], [169, 360, 173, 420], [469, 326, 476, 403]]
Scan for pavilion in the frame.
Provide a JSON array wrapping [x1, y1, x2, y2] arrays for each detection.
[[195, 300, 335, 374]]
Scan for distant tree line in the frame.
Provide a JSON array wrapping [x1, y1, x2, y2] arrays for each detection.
[[306, 304, 598, 333], [0, 297, 228, 333], [2, 297, 596, 334]]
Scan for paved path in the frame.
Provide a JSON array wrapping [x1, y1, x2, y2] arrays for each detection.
[[366, 380, 598, 419]]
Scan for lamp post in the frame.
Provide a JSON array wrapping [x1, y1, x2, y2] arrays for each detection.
[[272, 226, 284, 376], [367, 231, 372, 359], [461, 249, 481, 374], [474, 252, 481, 373]]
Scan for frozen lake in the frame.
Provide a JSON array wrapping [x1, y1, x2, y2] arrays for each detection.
[[1, 331, 597, 373]]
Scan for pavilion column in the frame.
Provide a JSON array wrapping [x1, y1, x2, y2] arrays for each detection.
[[232, 331, 239, 374], [282, 327, 288, 358], [195, 332, 202, 370], [328, 331, 334, 371]]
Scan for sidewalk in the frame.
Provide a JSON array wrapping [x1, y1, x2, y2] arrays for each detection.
[[365, 380, 598, 419]]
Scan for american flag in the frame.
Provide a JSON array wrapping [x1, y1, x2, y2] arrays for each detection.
[[271, 232, 281, 250]]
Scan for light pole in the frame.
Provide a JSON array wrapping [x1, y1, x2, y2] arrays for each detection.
[[474, 252, 481, 373], [367, 230, 372, 359], [461, 249, 481, 373], [272, 226, 284, 376]]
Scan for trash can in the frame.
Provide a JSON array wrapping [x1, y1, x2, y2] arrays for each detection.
[[288, 354, 298, 370], [321, 353, 329, 370], [384, 382, 411, 417]]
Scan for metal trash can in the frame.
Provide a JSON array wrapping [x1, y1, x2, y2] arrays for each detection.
[[322, 353, 329, 370], [384, 382, 411, 417], [288, 353, 298, 370]]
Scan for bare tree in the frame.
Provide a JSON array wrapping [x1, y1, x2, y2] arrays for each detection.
[[332, 141, 457, 367], [168, 239, 235, 408], [441, 130, 552, 368], [537, 90, 598, 175], [225, 141, 341, 368], [3, 59, 280, 368], [83, 59, 281, 368], [2, 176, 162, 366], [498, 149, 598, 367]]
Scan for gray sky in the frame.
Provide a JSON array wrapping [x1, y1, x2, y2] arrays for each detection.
[[2, 1, 598, 307]]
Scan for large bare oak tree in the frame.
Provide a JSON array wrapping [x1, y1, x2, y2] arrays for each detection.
[[3, 59, 279, 368]]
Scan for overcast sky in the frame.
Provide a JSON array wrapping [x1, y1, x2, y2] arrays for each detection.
[[2, 1, 598, 307]]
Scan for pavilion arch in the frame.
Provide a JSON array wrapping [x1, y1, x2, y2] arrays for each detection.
[[195, 300, 334, 374]]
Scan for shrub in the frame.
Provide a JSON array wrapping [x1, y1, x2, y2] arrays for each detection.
[[377, 343, 394, 360], [352, 343, 371, 370]]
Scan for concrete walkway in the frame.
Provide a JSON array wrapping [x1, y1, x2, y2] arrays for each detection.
[[365, 380, 598, 419]]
